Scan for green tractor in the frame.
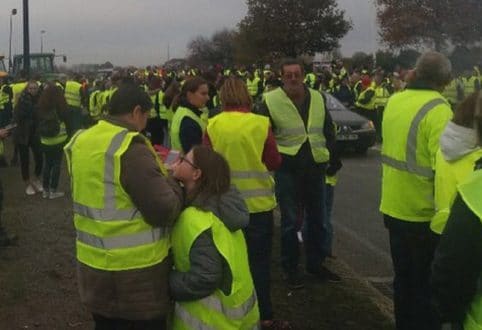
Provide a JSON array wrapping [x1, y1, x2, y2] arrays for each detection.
[[12, 52, 66, 81]]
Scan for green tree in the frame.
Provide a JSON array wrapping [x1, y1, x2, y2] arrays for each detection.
[[187, 29, 236, 67], [375, 50, 397, 73], [351, 52, 374, 71], [449, 46, 482, 74], [396, 49, 420, 69], [238, 0, 351, 59], [376, 0, 482, 51]]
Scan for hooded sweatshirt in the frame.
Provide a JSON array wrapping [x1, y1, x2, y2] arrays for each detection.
[[169, 186, 249, 301], [432, 121, 482, 234], [439, 121, 479, 162]]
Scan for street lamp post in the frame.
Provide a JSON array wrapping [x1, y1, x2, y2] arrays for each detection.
[[8, 8, 17, 72], [40, 30, 45, 53], [22, 0, 30, 79]]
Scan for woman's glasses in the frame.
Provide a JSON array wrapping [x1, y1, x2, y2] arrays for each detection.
[[179, 155, 199, 169]]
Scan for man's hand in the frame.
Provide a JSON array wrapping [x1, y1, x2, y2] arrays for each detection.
[[0, 129, 10, 139]]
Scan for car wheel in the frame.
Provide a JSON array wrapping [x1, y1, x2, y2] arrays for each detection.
[[355, 146, 368, 155]]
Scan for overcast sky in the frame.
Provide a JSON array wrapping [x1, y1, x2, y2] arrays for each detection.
[[0, 0, 379, 67]]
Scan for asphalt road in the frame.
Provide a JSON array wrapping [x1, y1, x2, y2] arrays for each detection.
[[332, 145, 395, 297]]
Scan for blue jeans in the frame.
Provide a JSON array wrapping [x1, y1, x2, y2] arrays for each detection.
[[42, 143, 64, 191], [275, 166, 326, 274], [321, 183, 335, 258]]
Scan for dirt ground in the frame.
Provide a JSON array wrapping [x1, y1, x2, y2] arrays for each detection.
[[0, 145, 394, 329]]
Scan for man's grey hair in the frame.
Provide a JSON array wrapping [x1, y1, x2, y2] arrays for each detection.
[[415, 51, 452, 88]]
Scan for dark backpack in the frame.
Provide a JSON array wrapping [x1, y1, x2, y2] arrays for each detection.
[[38, 111, 61, 138]]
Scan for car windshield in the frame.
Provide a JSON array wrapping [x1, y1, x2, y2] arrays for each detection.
[[323, 92, 345, 111]]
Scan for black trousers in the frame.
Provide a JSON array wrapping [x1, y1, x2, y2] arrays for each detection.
[[92, 314, 166, 330], [18, 138, 43, 182], [384, 215, 439, 330], [243, 211, 274, 320]]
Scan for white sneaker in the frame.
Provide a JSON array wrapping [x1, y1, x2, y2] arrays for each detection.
[[42, 191, 49, 199], [32, 179, 43, 192], [49, 191, 65, 199], [297, 231, 303, 243], [25, 184, 36, 196]]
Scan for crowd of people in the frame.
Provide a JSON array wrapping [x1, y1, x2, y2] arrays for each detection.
[[0, 50, 481, 330]]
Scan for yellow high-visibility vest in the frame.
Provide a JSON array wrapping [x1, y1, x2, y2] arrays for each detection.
[[170, 106, 206, 152], [207, 111, 276, 213], [65, 81, 82, 108], [264, 87, 329, 163], [64, 120, 170, 271], [380, 90, 453, 222], [171, 206, 259, 330]]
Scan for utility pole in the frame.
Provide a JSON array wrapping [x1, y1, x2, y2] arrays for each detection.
[[8, 8, 17, 72], [22, 0, 30, 79], [40, 30, 46, 53]]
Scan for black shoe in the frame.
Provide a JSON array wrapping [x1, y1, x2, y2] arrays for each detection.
[[306, 265, 341, 283], [0, 157, 8, 167], [283, 272, 305, 290]]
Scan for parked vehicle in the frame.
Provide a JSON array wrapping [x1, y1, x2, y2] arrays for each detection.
[[323, 91, 376, 154]]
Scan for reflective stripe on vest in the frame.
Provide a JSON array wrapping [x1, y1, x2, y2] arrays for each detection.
[[40, 122, 68, 146], [381, 98, 446, 178], [77, 227, 168, 250], [200, 290, 257, 319], [174, 291, 259, 329], [69, 130, 139, 222]]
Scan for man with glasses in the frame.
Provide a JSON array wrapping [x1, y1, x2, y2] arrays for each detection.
[[256, 58, 341, 289]]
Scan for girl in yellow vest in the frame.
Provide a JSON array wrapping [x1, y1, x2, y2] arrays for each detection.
[[170, 77, 210, 153], [170, 145, 260, 329], [205, 77, 291, 329], [35, 82, 69, 199]]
